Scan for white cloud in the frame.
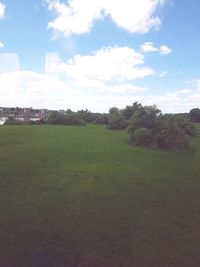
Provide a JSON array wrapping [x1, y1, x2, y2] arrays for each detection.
[[47, 0, 166, 37], [149, 81, 200, 113], [0, 41, 4, 48], [0, 2, 5, 19], [140, 42, 158, 53], [160, 45, 172, 55], [0, 47, 153, 110], [102, 84, 148, 94], [0, 70, 199, 113], [44, 46, 153, 99], [0, 71, 72, 109], [140, 42, 172, 55], [0, 49, 198, 114], [46, 46, 154, 84]]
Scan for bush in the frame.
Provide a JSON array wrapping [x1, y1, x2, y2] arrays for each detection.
[[174, 115, 196, 137], [127, 105, 196, 151], [131, 127, 153, 146], [157, 126, 190, 150], [4, 117, 22, 125], [47, 111, 66, 125], [108, 107, 128, 130], [47, 111, 85, 126], [189, 108, 200, 123], [65, 114, 85, 126], [77, 110, 109, 125], [108, 113, 128, 130]]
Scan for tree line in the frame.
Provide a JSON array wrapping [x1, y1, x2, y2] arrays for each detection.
[[5, 103, 199, 151], [5, 109, 109, 126]]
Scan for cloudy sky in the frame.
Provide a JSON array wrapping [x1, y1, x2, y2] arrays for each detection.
[[0, 0, 200, 113]]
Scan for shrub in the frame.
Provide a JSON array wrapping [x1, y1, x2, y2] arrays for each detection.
[[127, 104, 195, 151], [131, 127, 153, 146], [47, 111, 85, 126], [108, 113, 128, 130], [108, 107, 128, 130], [189, 108, 200, 123], [65, 114, 85, 126], [158, 126, 190, 150], [176, 116, 196, 137], [4, 117, 22, 125], [47, 111, 66, 125]]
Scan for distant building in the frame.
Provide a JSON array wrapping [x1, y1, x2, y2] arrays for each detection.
[[39, 109, 48, 120], [23, 108, 32, 120], [0, 106, 53, 121]]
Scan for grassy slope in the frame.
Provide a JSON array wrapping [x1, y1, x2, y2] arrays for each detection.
[[0, 124, 200, 267]]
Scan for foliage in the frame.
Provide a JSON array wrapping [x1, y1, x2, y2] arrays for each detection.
[[65, 113, 85, 126], [47, 111, 85, 126], [128, 105, 161, 131], [166, 114, 196, 137], [189, 108, 200, 123], [108, 107, 128, 129], [122, 102, 143, 120], [4, 116, 20, 125], [47, 111, 67, 125], [77, 109, 109, 124], [128, 105, 195, 151], [156, 116, 191, 150], [131, 127, 153, 146]]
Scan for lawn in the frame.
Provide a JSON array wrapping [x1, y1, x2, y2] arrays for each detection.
[[0, 124, 200, 267]]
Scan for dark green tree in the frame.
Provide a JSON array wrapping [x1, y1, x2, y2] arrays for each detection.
[[127, 104, 195, 151], [108, 107, 128, 130], [189, 108, 200, 123], [122, 102, 142, 120]]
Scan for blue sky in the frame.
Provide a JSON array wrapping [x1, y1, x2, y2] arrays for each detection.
[[0, 0, 200, 113]]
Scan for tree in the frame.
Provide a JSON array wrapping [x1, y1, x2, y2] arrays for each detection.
[[47, 111, 66, 125], [65, 113, 85, 126], [77, 109, 109, 124], [127, 104, 195, 151], [128, 105, 161, 133], [131, 127, 153, 146], [122, 102, 142, 120], [171, 114, 196, 137], [108, 107, 128, 130], [189, 108, 200, 123], [47, 111, 85, 126], [157, 119, 190, 150]]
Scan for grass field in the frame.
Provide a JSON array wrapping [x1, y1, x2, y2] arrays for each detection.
[[0, 124, 200, 267]]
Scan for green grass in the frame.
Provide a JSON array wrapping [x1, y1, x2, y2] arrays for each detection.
[[0, 124, 200, 267]]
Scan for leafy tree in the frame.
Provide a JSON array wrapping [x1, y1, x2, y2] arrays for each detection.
[[77, 109, 109, 124], [65, 113, 85, 126], [166, 114, 196, 137], [108, 107, 128, 129], [47, 111, 66, 125], [47, 111, 85, 126], [128, 105, 161, 133], [157, 119, 190, 150], [127, 104, 195, 151], [189, 108, 200, 123], [122, 102, 142, 120]]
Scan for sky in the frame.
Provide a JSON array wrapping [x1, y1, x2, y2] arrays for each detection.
[[0, 0, 200, 113]]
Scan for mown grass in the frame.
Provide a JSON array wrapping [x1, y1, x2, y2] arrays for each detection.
[[0, 124, 200, 267]]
